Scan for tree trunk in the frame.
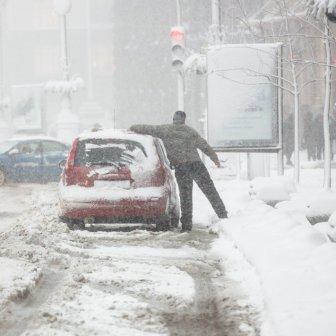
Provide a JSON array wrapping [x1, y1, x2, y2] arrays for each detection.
[[323, 18, 332, 190], [294, 88, 300, 185]]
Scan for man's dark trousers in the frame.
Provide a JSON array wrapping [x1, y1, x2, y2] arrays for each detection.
[[174, 161, 227, 229]]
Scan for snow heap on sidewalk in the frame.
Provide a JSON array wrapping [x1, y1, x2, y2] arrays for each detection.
[[249, 176, 296, 204], [211, 199, 336, 336], [329, 210, 336, 227], [276, 190, 336, 223]]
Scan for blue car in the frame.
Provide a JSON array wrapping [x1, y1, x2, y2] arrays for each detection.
[[0, 137, 68, 186]]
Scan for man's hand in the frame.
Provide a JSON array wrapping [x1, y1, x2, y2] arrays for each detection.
[[214, 159, 221, 168]]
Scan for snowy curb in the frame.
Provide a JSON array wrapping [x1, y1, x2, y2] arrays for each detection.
[[210, 235, 274, 336], [209, 200, 336, 336]]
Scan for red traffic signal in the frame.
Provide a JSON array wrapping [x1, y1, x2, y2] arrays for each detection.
[[170, 26, 185, 45], [170, 26, 186, 71], [170, 29, 185, 42]]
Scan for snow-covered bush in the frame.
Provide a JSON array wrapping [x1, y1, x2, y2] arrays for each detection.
[[277, 191, 336, 224], [249, 177, 296, 205], [329, 209, 336, 227]]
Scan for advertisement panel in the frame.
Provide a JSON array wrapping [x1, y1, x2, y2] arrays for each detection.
[[11, 84, 43, 131], [207, 43, 281, 150]]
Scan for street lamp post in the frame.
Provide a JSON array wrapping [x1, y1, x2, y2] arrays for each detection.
[[0, 0, 11, 141], [53, 0, 80, 144], [176, 0, 184, 111]]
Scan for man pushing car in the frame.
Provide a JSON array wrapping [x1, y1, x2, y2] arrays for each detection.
[[130, 110, 228, 232]]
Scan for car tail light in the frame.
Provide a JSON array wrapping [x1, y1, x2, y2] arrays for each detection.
[[150, 165, 166, 186], [64, 138, 79, 186]]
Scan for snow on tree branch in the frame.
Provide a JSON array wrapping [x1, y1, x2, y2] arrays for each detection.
[[307, 0, 336, 17]]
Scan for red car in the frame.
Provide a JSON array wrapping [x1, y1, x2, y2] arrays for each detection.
[[59, 130, 180, 230]]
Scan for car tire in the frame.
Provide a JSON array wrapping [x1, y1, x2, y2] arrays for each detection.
[[0, 168, 5, 186], [67, 221, 85, 231], [156, 214, 171, 231]]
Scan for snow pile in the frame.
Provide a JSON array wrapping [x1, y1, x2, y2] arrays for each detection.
[[276, 190, 336, 222], [329, 210, 336, 227], [211, 202, 336, 336], [0, 257, 41, 307], [314, 222, 336, 241], [249, 176, 296, 204]]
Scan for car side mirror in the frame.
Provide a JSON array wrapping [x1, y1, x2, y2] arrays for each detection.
[[59, 160, 67, 170], [8, 148, 19, 156]]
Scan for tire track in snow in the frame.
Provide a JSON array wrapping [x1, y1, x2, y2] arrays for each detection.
[[0, 265, 67, 336], [0, 184, 259, 335]]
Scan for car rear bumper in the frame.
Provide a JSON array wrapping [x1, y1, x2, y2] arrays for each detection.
[[58, 184, 169, 221]]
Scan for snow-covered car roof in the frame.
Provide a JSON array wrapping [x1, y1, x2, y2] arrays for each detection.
[[78, 129, 155, 145], [9, 135, 63, 143]]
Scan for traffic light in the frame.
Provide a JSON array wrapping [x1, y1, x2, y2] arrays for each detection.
[[170, 26, 186, 71]]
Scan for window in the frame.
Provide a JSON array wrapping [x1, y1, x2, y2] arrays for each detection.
[[43, 141, 66, 153], [17, 141, 42, 155], [155, 139, 170, 167], [75, 139, 147, 168]]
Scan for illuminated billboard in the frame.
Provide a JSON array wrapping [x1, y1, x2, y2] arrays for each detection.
[[207, 43, 282, 150]]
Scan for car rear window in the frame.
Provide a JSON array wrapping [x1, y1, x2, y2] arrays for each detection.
[[75, 139, 148, 168]]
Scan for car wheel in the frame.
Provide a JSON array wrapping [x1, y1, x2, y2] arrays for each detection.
[[156, 214, 171, 231], [67, 221, 85, 231], [0, 168, 5, 186]]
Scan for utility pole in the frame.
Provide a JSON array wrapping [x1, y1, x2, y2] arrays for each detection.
[[0, 0, 11, 141], [86, 0, 93, 101], [176, 0, 184, 111], [323, 16, 332, 190]]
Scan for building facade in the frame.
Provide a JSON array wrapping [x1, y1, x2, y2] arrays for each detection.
[[1, 0, 115, 138]]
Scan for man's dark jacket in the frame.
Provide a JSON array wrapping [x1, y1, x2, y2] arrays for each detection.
[[130, 124, 218, 167]]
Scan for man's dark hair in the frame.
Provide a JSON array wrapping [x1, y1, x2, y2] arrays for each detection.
[[173, 111, 186, 124]]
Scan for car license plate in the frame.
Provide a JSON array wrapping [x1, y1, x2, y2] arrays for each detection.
[[94, 180, 131, 189]]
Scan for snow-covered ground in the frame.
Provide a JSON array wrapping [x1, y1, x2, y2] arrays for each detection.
[[1, 164, 336, 336], [0, 183, 258, 336], [195, 164, 336, 336]]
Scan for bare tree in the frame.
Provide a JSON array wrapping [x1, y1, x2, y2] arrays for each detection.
[[219, 0, 336, 186]]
